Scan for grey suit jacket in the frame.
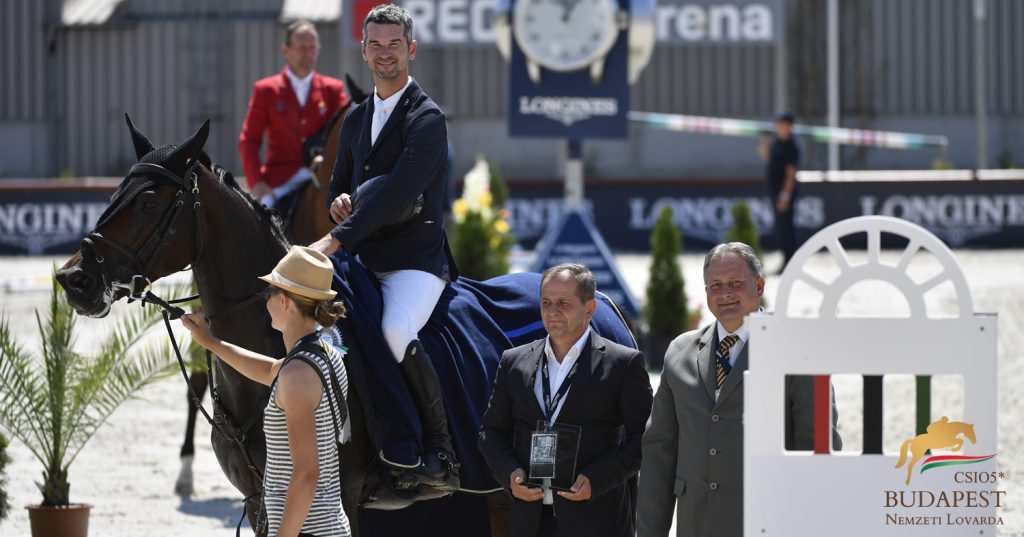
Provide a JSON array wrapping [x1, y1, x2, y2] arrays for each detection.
[[636, 323, 842, 537]]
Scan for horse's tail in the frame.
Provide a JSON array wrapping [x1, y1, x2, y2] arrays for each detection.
[[895, 438, 911, 468]]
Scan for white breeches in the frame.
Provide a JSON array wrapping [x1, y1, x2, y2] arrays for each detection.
[[376, 269, 446, 363]]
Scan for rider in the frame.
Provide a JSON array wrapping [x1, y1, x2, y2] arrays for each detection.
[[238, 20, 348, 208], [182, 246, 351, 537], [309, 4, 459, 490]]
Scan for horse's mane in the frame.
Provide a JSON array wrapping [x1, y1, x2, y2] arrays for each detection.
[[206, 162, 291, 248]]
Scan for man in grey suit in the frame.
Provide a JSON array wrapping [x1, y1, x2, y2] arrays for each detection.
[[637, 242, 841, 537]]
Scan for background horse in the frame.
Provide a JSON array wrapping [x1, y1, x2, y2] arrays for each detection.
[[57, 118, 637, 536]]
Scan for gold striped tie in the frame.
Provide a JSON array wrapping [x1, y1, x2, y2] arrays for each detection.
[[715, 335, 740, 390]]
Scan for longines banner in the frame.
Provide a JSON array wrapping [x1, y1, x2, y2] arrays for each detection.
[[505, 180, 1024, 251], [3, 179, 1024, 255], [345, 0, 783, 46]]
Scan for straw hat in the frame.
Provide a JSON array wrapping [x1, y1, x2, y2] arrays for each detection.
[[259, 246, 337, 301]]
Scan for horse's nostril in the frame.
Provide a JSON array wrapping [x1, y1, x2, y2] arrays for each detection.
[[64, 270, 94, 291]]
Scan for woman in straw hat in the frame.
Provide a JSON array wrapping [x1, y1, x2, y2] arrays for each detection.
[[182, 245, 351, 537]]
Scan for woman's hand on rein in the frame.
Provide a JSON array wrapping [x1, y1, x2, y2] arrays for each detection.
[[181, 312, 217, 349]]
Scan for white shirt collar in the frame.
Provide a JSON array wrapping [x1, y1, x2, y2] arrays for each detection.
[[285, 67, 314, 106], [715, 320, 749, 366], [373, 76, 413, 116], [543, 326, 591, 366]]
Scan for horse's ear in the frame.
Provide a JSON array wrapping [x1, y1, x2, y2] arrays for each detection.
[[166, 119, 211, 173], [346, 74, 369, 104], [125, 113, 156, 160]]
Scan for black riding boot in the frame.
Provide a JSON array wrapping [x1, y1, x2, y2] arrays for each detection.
[[396, 340, 460, 490]]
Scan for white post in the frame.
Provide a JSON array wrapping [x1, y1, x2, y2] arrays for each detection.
[[975, 0, 989, 169], [565, 139, 584, 209], [826, 0, 839, 171]]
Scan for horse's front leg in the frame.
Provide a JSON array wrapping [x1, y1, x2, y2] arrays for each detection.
[[176, 369, 209, 495]]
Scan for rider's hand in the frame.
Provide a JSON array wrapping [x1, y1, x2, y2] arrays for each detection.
[[509, 469, 544, 502], [251, 181, 273, 203], [330, 193, 353, 223], [309, 233, 342, 257], [181, 313, 218, 350]]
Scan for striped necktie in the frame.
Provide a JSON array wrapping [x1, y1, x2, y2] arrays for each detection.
[[715, 334, 740, 390]]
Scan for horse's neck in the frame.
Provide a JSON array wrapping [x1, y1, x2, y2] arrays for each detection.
[[191, 176, 287, 406]]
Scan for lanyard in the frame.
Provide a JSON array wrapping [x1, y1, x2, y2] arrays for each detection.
[[538, 352, 580, 425]]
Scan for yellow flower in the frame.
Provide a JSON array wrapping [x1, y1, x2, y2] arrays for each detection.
[[479, 191, 493, 208], [494, 219, 510, 234], [453, 198, 468, 218]]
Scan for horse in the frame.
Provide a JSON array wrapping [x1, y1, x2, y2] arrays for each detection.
[[895, 416, 977, 485], [56, 118, 637, 536], [176, 75, 369, 496]]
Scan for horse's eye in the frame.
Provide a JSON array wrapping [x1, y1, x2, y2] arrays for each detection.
[[138, 191, 160, 214]]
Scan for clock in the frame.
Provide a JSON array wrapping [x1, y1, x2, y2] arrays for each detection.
[[511, 0, 625, 85]]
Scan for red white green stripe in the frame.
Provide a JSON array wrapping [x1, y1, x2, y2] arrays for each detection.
[[920, 454, 996, 474]]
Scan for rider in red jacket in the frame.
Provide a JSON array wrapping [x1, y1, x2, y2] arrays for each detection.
[[238, 20, 348, 207]]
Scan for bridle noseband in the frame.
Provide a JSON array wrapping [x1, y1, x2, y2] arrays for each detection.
[[81, 161, 205, 302]]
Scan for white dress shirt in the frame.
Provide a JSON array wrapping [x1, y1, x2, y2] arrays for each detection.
[[285, 67, 314, 108], [534, 326, 591, 504], [370, 76, 413, 146]]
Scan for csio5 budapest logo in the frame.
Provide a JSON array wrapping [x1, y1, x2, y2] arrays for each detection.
[[884, 417, 1005, 528]]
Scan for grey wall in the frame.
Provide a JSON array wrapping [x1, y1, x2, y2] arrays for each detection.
[[0, 0, 1021, 180]]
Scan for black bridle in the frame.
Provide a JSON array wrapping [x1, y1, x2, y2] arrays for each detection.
[[79, 161, 268, 527], [81, 161, 205, 301]]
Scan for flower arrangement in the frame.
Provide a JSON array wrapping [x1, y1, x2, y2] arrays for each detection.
[[451, 155, 516, 280]]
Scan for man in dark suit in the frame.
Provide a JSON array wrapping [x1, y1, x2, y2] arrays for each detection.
[[310, 4, 459, 490], [479, 263, 653, 537], [637, 243, 842, 537]]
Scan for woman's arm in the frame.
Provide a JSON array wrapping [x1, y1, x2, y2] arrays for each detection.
[[180, 313, 281, 386], [274, 361, 324, 537]]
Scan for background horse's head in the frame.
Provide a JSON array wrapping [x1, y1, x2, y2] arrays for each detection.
[[57, 115, 210, 317]]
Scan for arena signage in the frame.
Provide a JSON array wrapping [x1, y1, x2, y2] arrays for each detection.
[[347, 0, 783, 46], [505, 180, 1024, 251], [0, 201, 108, 255]]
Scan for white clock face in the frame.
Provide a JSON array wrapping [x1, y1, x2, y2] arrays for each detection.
[[513, 0, 619, 72]]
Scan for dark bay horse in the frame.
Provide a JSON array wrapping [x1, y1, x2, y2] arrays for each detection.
[[56, 118, 637, 537], [176, 76, 369, 496]]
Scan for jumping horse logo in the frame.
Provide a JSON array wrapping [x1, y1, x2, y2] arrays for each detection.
[[895, 416, 980, 485]]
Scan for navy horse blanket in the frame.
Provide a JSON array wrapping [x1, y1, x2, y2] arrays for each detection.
[[327, 253, 636, 494]]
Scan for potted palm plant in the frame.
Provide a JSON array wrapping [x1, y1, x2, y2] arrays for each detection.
[[0, 277, 178, 537], [1, 432, 10, 523]]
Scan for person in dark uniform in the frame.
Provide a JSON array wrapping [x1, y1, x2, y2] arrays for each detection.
[[309, 4, 459, 491], [765, 111, 800, 270]]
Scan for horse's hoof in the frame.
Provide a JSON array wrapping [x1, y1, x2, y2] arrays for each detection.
[[175, 480, 194, 496]]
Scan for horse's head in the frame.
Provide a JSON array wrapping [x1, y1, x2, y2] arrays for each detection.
[[56, 115, 210, 317], [963, 423, 977, 444]]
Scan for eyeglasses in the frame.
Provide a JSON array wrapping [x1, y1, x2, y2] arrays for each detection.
[[262, 286, 281, 302], [705, 280, 747, 293]]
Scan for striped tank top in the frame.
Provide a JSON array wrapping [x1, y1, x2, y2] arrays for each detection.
[[263, 336, 351, 537]]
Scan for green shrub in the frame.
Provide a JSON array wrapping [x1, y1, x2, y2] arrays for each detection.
[[646, 206, 688, 336], [451, 155, 516, 280], [0, 432, 10, 521], [724, 200, 763, 262]]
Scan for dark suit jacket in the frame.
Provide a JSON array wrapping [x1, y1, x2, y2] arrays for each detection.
[[327, 78, 458, 281], [637, 323, 842, 537], [479, 333, 653, 537]]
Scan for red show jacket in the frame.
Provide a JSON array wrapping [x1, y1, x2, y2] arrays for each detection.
[[238, 68, 348, 189]]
